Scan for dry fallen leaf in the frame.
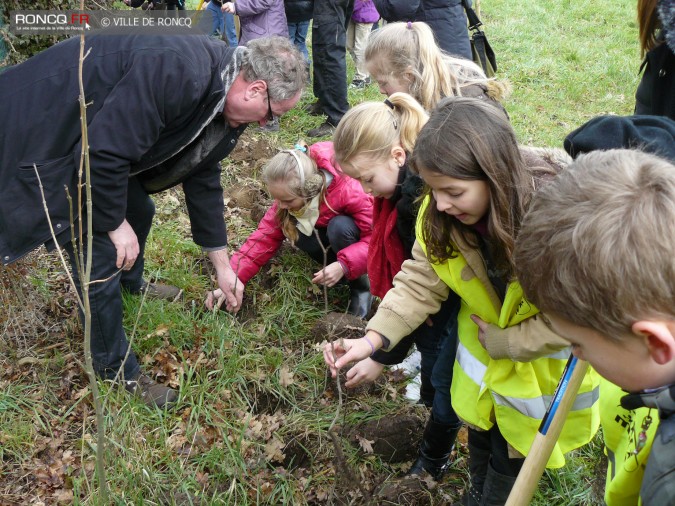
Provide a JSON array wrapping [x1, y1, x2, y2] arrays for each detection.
[[264, 437, 286, 463], [279, 366, 295, 388], [356, 435, 375, 454]]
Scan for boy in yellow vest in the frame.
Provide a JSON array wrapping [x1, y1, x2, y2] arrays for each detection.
[[515, 146, 675, 505]]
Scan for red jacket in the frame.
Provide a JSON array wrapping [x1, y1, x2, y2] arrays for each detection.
[[230, 141, 373, 283]]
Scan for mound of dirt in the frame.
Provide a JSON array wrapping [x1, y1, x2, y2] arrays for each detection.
[[309, 312, 366, 344], [228, 134, 278, 172], [348, 410, 426, 463], [224, 182, 268, 210], [374, 476, 435, 505]]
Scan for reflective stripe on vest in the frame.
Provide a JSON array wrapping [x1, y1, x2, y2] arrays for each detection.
[[416, 196, 600, 468], [492, 386, 600, 420]]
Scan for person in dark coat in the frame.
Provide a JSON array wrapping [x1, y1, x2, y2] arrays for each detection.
[[0, 34, 305, 408], [305, 0, 355, 138], [635, 0, 675, 119], [284, 0, 314, 66], [372, 0, 471, 58]]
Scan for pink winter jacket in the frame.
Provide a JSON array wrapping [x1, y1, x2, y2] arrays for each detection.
[[230, 141, 373, 284]]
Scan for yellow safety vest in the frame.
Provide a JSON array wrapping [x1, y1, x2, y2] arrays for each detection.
[[601, 379, 658, 506], [416, 197, 600, 468]]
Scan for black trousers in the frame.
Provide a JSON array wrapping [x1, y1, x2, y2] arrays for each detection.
[[65, 177, 154, 380], [294, 215, 360, 269], [312, 0, 354, 126], [469, 426, 524, 478]]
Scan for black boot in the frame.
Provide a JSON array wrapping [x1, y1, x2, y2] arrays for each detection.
[[407, 415, 462, 480], [453, 433, 492, 506], [479, 461, 517, 506], [347, 275, 372, 319]]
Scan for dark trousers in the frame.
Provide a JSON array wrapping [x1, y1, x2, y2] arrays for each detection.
[[294, 215, 360, 268], [469, 426, 524, 478], [312, 0, 354, 126], [65, 177, 154, 380]]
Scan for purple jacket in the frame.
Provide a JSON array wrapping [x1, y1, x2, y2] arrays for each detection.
[[352, 0, 380, 23], [235, 0, 289, 46]]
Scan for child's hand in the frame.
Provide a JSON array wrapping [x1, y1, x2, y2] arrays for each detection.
[[471, 314, 489, 348], [345, 358, 385, 388], [311, 261, 345, 287], [323, 332, 382, 377], [221, 2, 235, 14]]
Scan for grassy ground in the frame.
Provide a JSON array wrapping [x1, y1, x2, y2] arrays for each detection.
[[0, 0, 640, 504]]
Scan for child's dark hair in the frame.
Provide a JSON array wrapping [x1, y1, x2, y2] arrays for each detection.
[[410, 97, 535, 277], [262, 143, 325, 242]]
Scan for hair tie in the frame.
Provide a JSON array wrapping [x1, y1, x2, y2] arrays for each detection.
[[383, 99, 398, 130], [406, 21, 412, 29], [294, 144, 307, 153]]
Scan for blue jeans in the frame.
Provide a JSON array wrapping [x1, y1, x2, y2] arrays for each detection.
[[429, 316, 460, 426], [224, 11, 238, 46], [287, 21, 310, 63], [207, 3, 238, 46]]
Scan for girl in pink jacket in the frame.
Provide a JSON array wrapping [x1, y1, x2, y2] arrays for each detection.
[[208, 141, 374, 317]]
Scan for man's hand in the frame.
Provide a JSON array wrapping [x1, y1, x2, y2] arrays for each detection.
[[221, 2, 235, 14], [471, 314, 489, 349], [311, 261, 345, 287], [207, 249, 242, 312], [345, 358, 385, 388], [205, 276, 244, 313], [323, 331, 383, 378], [108, 219, 140, 270]]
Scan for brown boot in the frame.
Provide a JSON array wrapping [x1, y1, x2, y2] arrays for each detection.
[[125, 373, 178, 408], [139, 281, 183, 302]]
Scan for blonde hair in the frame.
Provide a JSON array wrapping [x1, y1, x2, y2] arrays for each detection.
[[262, 146, 325, 242], [515, 149, 675, 338], [364, 21, 497, 111], [333, 93, 429, 171]]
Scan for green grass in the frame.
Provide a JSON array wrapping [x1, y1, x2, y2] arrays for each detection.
[[0, 0, 641, 503]]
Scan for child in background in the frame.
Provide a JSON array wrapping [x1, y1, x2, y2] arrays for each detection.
[[347, 0, 379, 89], [324, 97, 600, 504], [333, 92, 462, 479], [514, 148, 675, 506], [207, 142, 374, 318], [203, 0, 239, 46], [364, 21, 508, 112], [222, 0, 289, 45]]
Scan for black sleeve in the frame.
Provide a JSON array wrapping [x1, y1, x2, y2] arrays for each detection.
[[395, 172, 424, 255], [182, 163, 228, 248], [371, 333, 415, 365]]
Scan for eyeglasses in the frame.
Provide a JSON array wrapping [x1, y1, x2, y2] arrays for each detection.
[[265, 87, 274, 122]]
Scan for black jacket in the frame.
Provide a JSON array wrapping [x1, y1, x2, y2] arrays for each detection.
[[284, 0, 314, 23], [0, 34, 246, 264], [372, 0, 471, 58], [635, 38, 675, 120]]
